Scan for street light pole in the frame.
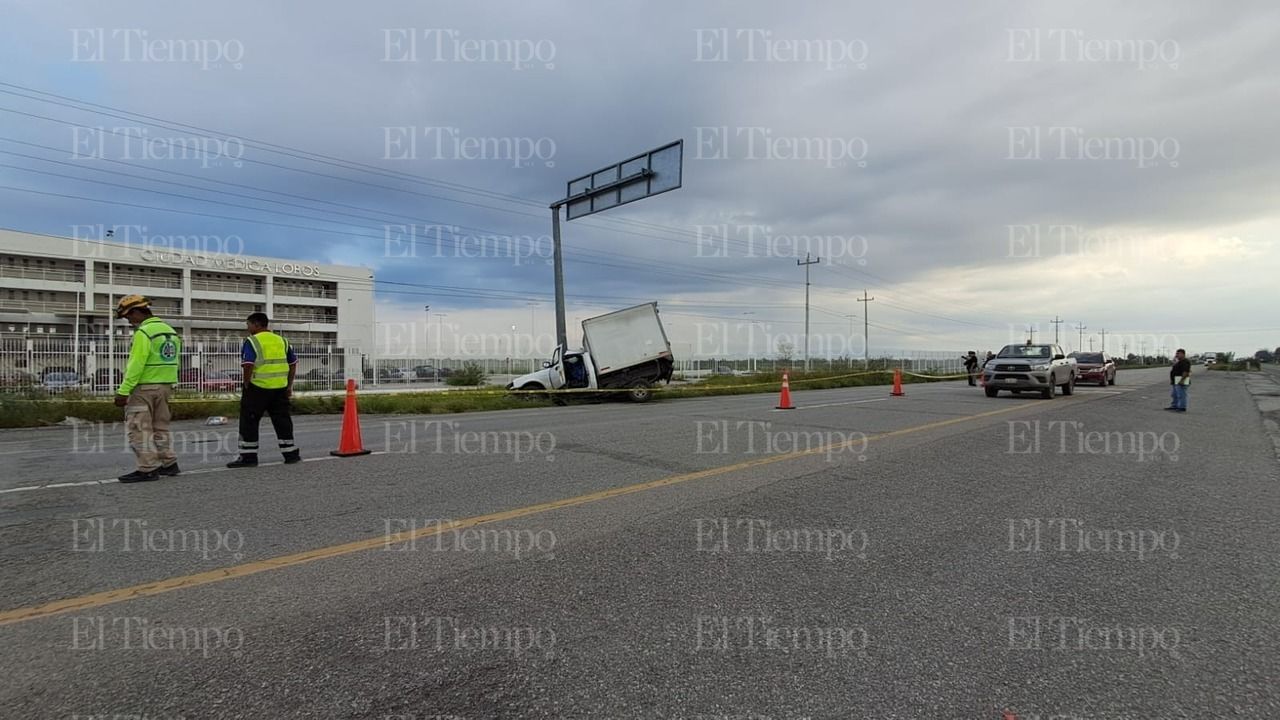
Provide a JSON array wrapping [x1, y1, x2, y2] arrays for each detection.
[[436, 313, 448, 382], [527, 301, 539, 359]]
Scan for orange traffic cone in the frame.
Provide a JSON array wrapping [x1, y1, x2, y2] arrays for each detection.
[[330, 378, 372, 457], [890, 368, 906, 397], [775, 371, 795, 410]]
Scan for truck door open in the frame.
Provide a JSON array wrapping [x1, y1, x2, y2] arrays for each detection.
[[563, 352, 590, 389]]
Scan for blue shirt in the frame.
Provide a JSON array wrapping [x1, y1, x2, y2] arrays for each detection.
[[241, 337, 298, 365]]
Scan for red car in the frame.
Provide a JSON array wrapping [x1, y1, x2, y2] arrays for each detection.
[[179, 368, 240, 392], [1069, 352, 1116, 386]]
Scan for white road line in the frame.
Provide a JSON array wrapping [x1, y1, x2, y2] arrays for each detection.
[[777, 398, 890, 411], [0, 452, 382, 495]]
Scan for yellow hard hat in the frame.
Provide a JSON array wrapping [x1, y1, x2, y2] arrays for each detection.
[[115, 294, 151, 318]]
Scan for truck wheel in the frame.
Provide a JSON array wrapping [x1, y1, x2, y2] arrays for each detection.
[[1108, 374, 1116, 386], [1041, 385, 1053, 399], [984, 386, 999, 398], [517, 383, 550, 403], [627, 381, 652, 403], [1061, 375, 1074, 396]]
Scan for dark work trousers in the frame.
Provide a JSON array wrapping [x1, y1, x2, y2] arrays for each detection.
[[238, 384, 296, 459]]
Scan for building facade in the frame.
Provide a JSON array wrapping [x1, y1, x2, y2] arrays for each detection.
[[0, 228, 374, 353]]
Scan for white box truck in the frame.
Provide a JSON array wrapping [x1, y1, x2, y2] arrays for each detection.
[[507, 302, 674, 402]]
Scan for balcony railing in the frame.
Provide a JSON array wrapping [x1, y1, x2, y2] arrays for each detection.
[[189, 307, 256, 319], [274, 284, 337, 299], [273, 310, 336, 324], [191, 278, 263, 295], [0, 265, 85, 283], [103, 272, 182, 289], [0, 299, 82, 313]]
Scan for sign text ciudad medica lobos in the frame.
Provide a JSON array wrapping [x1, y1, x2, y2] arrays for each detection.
[[139, 248, 322, 277]]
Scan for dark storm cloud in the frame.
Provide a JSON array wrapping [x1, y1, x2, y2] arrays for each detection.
[[1, 0, 1277, 351]]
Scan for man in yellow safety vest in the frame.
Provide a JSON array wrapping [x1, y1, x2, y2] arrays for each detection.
[[113, 294, 182, 483], [227, 312, 300, 467]]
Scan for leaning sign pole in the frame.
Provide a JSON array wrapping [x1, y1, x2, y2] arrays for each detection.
[[549, 139, 683, 351]]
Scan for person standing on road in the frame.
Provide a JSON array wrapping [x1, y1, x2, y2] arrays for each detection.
[[962, 351, 979, 386], [1167, 348, 1191, 412], [113, 295, 182, 483], [227, 313, 300, 467]]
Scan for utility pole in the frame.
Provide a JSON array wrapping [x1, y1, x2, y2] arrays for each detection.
[[1075, 323, 1087, 352], [842, 313, 856, 368], [1088, 336, 1094, 351], [1099, 328, 1107, 354], [1026, 325, 1036, 343], [857, 290, 874, 369], [423, 305, 430, 360], [1050, 316, 1064, 345], [797, 254, 820, 372]]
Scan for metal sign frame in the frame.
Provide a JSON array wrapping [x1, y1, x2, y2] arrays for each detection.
[[564, 140, 683, 221]]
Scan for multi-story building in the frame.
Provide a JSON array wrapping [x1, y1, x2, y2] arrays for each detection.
[[0, 228, 375, 354]]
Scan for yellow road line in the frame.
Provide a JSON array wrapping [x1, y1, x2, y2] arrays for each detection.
[[0, 400, 1052, 627]]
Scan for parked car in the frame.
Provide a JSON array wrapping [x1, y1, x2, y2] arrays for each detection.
[[301, 367, 332, 381], [362, 367, 397, 381], [42, 371, 81, 391], [200, 370, 240, 392], [40, 366, 76, 381], [93, 368, 123, 391], [714, 364, 735, 375], [0, 370, 36, 389], [179, 368, 240, 392], [413, 365, 448, 380], [1069, 352, 1116, 386]]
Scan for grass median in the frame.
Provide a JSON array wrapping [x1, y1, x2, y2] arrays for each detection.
[[0, 369, 959, 429]]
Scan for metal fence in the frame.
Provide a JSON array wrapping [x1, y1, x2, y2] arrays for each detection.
[[0, 334, 971, 395], [0, 335, 351, 396]]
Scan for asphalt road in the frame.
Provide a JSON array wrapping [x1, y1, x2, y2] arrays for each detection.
[[1, 368, 1277, 719]]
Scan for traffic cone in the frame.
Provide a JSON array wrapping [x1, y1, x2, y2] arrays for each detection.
[[775, 371, 795, 410], [330, 378, 372, 457], [890, 368, 906, 397]]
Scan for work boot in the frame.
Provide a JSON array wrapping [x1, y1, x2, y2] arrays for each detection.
[[226, 455, 259, 468], [118, 469, 160, 483], [282, 450, 302, 464], [158, 462, 181, 477]]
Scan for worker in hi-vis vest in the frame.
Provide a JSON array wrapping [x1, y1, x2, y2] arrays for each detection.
[[227, 312, 300, 467], [113, 295, 182, 483]]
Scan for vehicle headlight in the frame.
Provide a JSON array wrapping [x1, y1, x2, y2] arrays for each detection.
[[1030, 363, 1050, 371]]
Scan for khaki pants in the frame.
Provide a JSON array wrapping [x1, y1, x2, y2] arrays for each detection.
[[126, 385, 176, 471]]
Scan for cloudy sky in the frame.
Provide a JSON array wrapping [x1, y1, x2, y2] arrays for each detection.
[[1, 0, 1277, 359]]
